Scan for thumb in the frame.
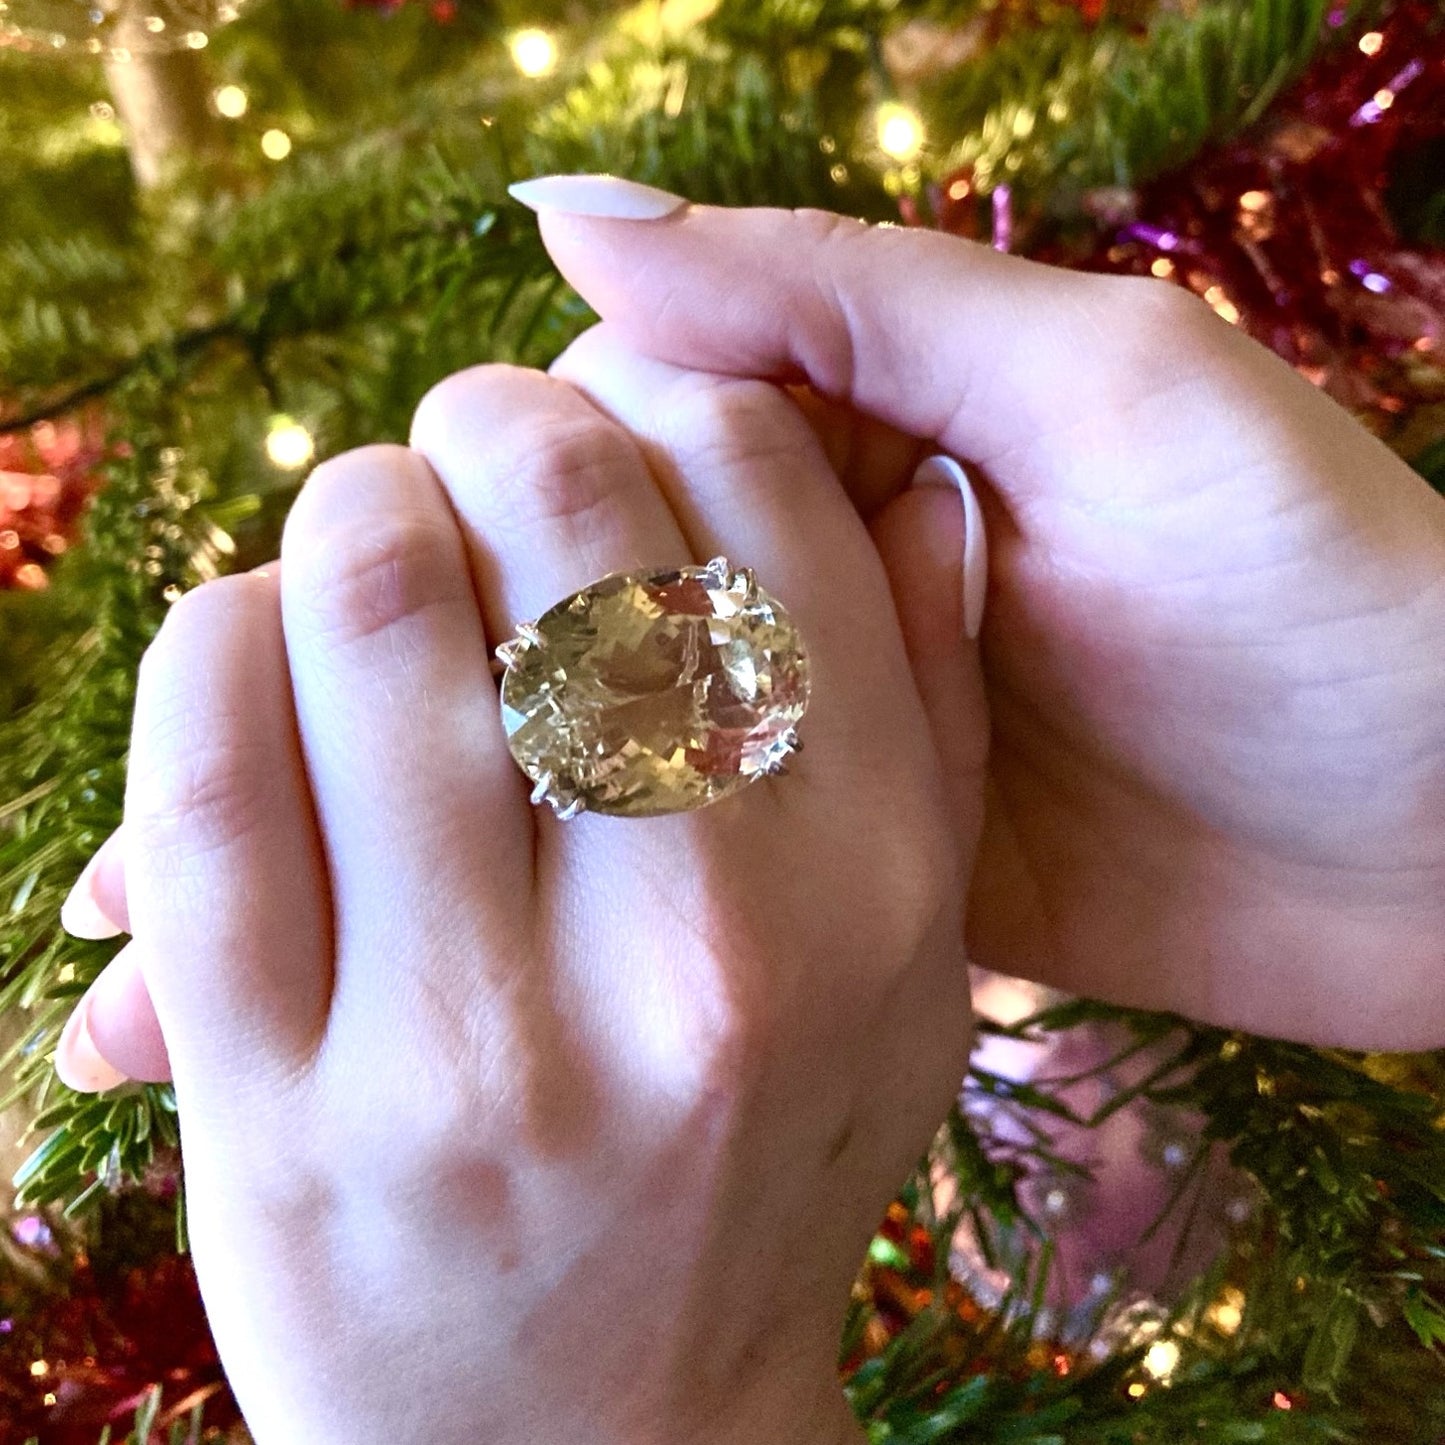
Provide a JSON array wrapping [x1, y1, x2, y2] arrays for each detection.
[[511, 175, 1186, 481]]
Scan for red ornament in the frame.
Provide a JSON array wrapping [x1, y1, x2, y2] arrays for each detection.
[[0, 415, 105, 591]]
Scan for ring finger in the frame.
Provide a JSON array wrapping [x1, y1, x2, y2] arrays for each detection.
[[548, 324, 931, 815]]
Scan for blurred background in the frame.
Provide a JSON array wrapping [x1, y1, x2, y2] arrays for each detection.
[[1, 1, 1443, 1440]]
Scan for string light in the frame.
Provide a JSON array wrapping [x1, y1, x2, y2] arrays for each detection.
[[29, 1359, 48, 1377], [214, 84, 248, 118], [875, 102, 924, 162], [1206, 1285, 1246, 1335], [260, 128, 292, 160], [509, 28, 557, 78], [1142, 1339, 1180, 1381], [1358, 30, 1383, 55], [265, 416, 314, 470]]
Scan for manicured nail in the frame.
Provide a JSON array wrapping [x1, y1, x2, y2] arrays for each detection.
[[912, 455, 988, 641], [60, 851, 123, 941], [508, 174, 688, 221], [54, 989, 130, 1093]]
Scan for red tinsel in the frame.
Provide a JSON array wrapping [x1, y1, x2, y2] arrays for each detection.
[[0, 1187, 242, 1445], [0, 417, 105, 591], [932, 0, 1445, 432]]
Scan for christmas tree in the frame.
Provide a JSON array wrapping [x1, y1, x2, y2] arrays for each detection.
[[2, 0, 1444, 1439]]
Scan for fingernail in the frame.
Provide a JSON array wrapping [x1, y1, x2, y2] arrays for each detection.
[[508, 173, 688, 222], [912, 455, 988, 641], [55, 990, 130, 1093], [60, 852, 123, 941]]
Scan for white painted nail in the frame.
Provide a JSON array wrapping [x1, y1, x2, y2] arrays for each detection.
[[912, 455, 988, 641], [55, 990, 130, 1094], [60, 851, 123, 940], [508, 173, 688, 221]]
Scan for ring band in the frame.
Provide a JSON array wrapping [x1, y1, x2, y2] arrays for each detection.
[[495, 557, 810, 819]]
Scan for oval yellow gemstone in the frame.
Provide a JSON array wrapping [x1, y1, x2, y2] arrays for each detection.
[[499, 562, 810, 818]]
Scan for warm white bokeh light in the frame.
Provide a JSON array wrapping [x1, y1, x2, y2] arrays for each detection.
[[215, 84, 249, 118], [260, 128, 292, 160], [1142, 1340, 1181, 1381], [509, 28, 558, 78], [875, 102, 924, 162], [265, 416, 315, 470]]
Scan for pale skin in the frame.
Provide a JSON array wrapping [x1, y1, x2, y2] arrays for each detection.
[[52, 189, 1445, 1443]]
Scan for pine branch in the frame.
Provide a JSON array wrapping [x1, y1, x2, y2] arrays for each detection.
[[1, 378, 223, 1213], [920, 0, 1382, 203]]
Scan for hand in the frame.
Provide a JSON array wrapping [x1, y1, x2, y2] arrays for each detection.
[[58, 358, 981, 1442], [511, 181, 1445, 1051]]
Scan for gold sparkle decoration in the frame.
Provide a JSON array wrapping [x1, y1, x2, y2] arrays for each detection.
[[0, 0, 247, 56]]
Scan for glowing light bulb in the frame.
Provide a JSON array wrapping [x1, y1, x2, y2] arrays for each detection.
[[1207, 1285, 1247, 1336], [215, 84, 248, 118], [1358, 30, 1383, 55], [261, 128, 292, 160], [509, 28, 557, 78], [265, 417, 315, 470], [30, 1360, 49, 1377], [1143, 1340, 1180, 1381], [876, 102, 924, 162]]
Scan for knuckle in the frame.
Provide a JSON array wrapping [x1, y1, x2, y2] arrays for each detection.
[[686, 982, 781, 1100], [409, 364, 512, 444], [130, 713, 274, 867], [493, 413, 638, 538], [286, 513, 467, 650], [131, 575, 280, 864], [662, 379, 815, 494], [788, 206, 870, 251], [1106, 273, 1214, 342]]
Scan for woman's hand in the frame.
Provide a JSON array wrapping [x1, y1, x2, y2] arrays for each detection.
[[518, 182, 1445, 1051], [59, 355, 981, 1443]]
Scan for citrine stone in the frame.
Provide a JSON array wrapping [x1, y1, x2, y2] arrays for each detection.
[[499, 562, 810, 817]]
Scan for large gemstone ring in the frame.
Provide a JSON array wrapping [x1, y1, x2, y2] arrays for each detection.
[[495, 557, 810, 819]]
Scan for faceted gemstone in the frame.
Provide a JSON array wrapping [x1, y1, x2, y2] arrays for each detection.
[[499, 562, 810, 817]]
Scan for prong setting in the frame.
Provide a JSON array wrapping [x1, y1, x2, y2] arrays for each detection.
[[494, 622, 544, 676], [762, 725, 803, 777], [528, 770, 587, 820]]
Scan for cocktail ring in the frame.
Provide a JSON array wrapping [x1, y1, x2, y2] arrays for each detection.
[[495, 556, 810, 819]]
